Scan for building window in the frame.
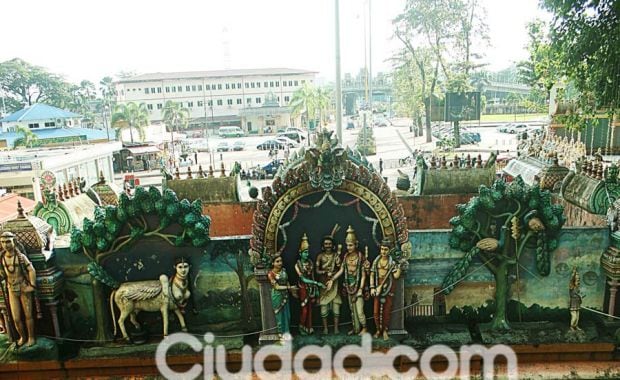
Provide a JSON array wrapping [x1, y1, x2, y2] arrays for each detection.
[[198, 85, 203, 91], [217, 99, 223, 106], [151, 87, 156, 93], [236, 98, 242, 105], [206, 84, 211, 90], [145, 88, 150, 94], [157, 103, 163, 109], [264, 81, 268, 87], [237, 82, 241, 88], [217, 84, 222, 90], [284, 96, 290, 103], [294, 80, 298, 86], [269, 81, 274, 87], [225, 83, 230, 89], [231, 83, 236, 89], [277, 96, 280, 102], [255, 97, 261, 104], [157, 87, 162, 93], [178, 86, 182, 92], [283, 81, 288, 87], [185, 85, 189, 91], [147, 104, 153, 110], [187, 102, 193, 108], [172, 87, 177, 92], [301, 80, 306, 84], [192, 85, 196, 91], [289, 80, 293, 86], [247, 98, 251, 104], [275, 81, 279, 87], [208, 100, 213, 106], [197, 100, 204, 107], [165, 87, 170, 93], [28, 123, 40, 129], [257, 82, 261, 88], [44, 122, 55, 127], [226, 99, 232, 105], [245, 82, 249, 88], [251, 82, 255, 88]]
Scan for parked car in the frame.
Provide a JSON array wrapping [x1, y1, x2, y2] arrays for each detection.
[[257, 139, 284, 150], [285, 127, 305, 135], [460, 131, 481, 145], [374, 117, 390, 127], [262, 159, 284, 177], [277, 131, 306, 143], [346, 121, 355, 130], [216, 141, 230, 152], [231, 140, 245, 151], [498, 123, 528, 134], [275, 136, 299, 148]]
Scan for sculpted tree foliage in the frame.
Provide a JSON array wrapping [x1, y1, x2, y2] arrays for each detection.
[[442, 177, 565, 330], [70, 186, 211, 342]]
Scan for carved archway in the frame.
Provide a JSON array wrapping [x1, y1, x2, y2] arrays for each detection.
[[249, 130, 410, 344]]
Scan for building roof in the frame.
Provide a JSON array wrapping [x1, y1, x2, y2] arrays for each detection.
[[0, 127, 110, 147], [0, 104, 81, 123], [117, 68, 318, 83], [0, 193, 36, 223]]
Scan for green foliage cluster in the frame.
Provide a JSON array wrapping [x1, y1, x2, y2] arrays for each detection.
[[444, 177, 565, 292], [70, 186, 211, 258]]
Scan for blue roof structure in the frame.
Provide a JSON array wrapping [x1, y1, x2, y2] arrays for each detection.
[[0, 127, 110, 147], [0, 104, 81, 123]]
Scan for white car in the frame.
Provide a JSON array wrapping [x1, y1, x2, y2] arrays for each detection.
[[285, 127, 305, 134], [275, 136, 299, 148]]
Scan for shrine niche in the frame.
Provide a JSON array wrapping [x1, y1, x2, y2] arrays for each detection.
[[249, 130, 410, 344]]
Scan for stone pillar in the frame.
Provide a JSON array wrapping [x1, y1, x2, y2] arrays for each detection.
[[389, 277, 407, 341], [255, 266, 279, 345], [608, 280, 619, 319]]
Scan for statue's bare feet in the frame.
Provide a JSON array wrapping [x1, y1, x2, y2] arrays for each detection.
[[358, 327, 367, 336], [17, 337, 25, 346], [383, 331, 389, 341], [334, 327, 339, 334], [347, 329, 356, 336], [323, 328, 329, 335], [373, 331, 380, 339], [182, 327, 188, 332], [26, 338, 36, 347]]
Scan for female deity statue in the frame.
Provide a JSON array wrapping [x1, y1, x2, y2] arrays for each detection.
[[569, 267, 584, 331], [294, 234, 324, 335], [268, 254, 293, 338]]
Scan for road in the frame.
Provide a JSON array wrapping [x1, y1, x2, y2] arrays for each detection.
[[119, 119, 524, 193]]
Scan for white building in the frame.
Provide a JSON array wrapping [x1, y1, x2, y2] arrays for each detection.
[[114, 68, 317, 134], [0, 142, 120, 201]]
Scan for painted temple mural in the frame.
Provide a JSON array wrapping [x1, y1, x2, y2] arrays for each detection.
[[0, 128, 619, 371]]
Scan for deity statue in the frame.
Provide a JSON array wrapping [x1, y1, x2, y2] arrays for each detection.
[[0, 231, 37, 347], [294, 234, 324, 335], [370, 239, 401, 340], [569, 267, 584, 331], [268, 254, 293, 337], [332, 226, 370, 335], [315, 233, 343, 334]]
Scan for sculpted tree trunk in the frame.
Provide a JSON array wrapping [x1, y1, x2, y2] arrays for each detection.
[[92, 279, 112, 342]]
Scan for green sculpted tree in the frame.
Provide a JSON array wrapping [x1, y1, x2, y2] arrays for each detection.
[[111, 102, 149, 143], [70, 186, 211, 342], [442, 177, 565, 330]]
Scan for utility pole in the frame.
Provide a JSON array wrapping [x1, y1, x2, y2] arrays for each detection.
[[335, 0, 343, 145], [368, 0, 373, 115]]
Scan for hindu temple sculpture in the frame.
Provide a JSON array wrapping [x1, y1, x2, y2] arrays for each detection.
[[331, 226, 370, 335], [294, 234, 324, 335], [315, 230, 343, 334], [370, 238, 402, 340], [268, 254, 292, 339], [569, 267, 584, 331], [110, 257, 192, 341], [0, 232, 37, 347]]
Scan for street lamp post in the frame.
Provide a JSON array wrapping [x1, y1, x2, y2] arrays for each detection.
[[103, 104, 110, 141]]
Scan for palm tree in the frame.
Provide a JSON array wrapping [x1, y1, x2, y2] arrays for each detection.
[[315, 87, 331, 125], [289, 83, 318, 129], [162, 100, 190, 159], [111, 102, 149, 143], [13, 125, 38, 148]]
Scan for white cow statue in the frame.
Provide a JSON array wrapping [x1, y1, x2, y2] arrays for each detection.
[[110, 259, 191, 341]]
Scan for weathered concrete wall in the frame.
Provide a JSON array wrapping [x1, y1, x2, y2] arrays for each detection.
[[202, 201, 256, 236], [398, 194, 474, 230]]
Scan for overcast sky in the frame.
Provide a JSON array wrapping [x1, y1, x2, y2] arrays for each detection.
[[1, 0, 550, 85]]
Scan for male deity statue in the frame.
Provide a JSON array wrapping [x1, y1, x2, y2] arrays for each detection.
[[370, 239, 401, 340], [569, 267, 584, 331], [0, 231, 37, 346], [294, 234, 324, 335], [315, 235, 342, 334], [332, 226, 370, 335]]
